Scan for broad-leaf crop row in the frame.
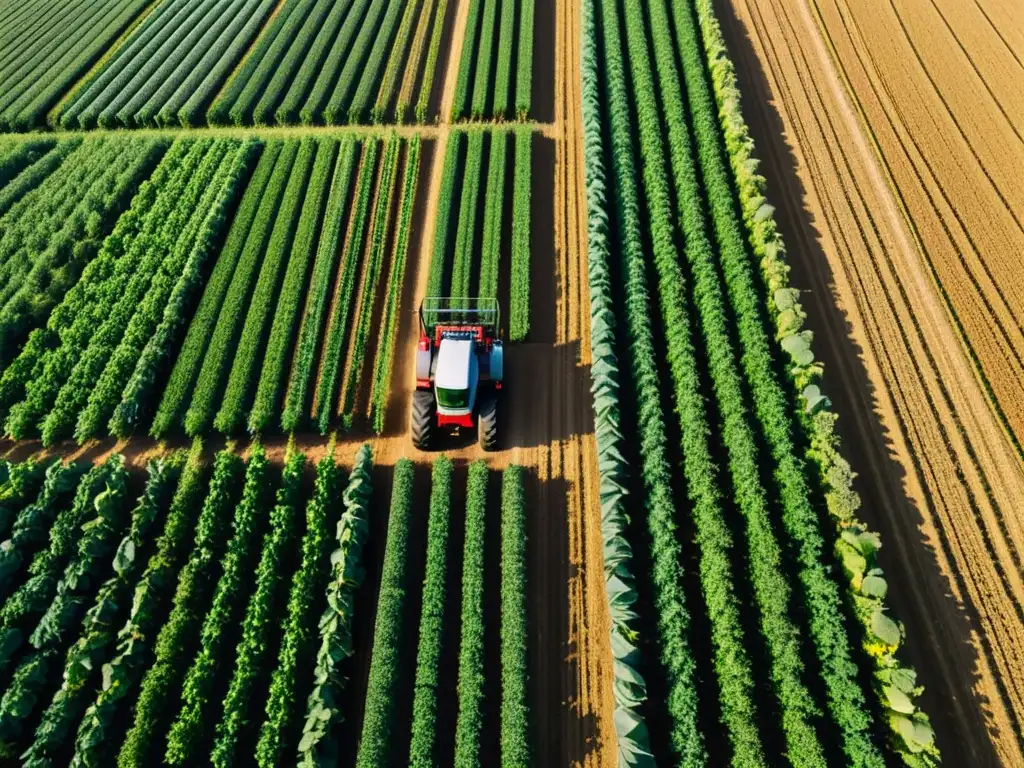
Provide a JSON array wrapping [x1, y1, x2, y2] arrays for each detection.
[[500, 465, 528, 767]]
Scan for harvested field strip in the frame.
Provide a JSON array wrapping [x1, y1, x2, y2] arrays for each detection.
[[718, 0, 1024, 761], [810, 0, 1024, 452]]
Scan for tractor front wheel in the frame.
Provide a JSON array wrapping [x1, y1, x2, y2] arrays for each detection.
[[411, 390, 435, 450], [478, 391, 498, 451]]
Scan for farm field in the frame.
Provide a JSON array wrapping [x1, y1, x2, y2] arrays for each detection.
[[713, 0, 1024, 763], [3, 0, 1017, 763]]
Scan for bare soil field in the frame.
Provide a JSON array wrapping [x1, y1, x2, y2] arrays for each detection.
[[715, 0, 1024, 764]]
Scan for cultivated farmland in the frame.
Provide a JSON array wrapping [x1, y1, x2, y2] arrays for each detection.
[[2, 0, 1016, 763]]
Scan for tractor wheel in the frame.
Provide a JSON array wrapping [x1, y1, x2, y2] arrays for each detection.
[[411, 390, 435, 450], [478, 392, 498, 451]]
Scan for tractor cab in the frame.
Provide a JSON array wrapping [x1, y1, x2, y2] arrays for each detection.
[[411, 298, 503, 451]]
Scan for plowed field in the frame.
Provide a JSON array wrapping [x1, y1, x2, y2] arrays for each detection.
[[715, 0, 1024, 763]]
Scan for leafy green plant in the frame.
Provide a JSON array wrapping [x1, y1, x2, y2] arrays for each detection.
[[164, 444, 271, 766], [297, 444, 373, 766], [451, 131, 484, 298], [21, 454, 182, 768], [514, 0, 533, 119], [255, 450, 339, 766], [492, 0, 515, 118], [414, 0, 448, 122], [478, 132, 507, 299], [470, 0, 498, 118], [451, 0, 484, 120], [210, 451, 306, 768], [373, 0, 423, 122], [427, 132, 463, 295]]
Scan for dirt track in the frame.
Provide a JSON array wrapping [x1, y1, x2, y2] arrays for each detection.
[[715, 0, 1024, 763]]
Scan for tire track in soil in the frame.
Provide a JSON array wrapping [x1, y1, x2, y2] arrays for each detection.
[[716, 0, 1024, 763]]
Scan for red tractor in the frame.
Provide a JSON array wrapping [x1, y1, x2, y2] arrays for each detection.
[[411, 298, 503, 451]]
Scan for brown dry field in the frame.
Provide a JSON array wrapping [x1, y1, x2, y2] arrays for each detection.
[[0, 0, 614, 763], [716, 0, 1024, 764]]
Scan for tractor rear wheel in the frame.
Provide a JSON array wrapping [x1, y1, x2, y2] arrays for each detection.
[[411, 390, 435, 449], [478, 391, 498, 451]]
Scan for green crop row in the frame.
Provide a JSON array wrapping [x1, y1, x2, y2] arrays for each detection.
[[492, 0, 516, 119], [248, 138, 336, 434], [356, 458, 414, 768], [414, 0, 448, 122], [298, 443, 373, 766], [500, 465, 528, 766], [71, 442, 207, 768], [255, 451, 339, 766], [373, 0, 423, 122], [509, 130, 531, 340], [408, 456, 453, 767], [215, 139, 315, 434], [183, 141, 297, 436], [0, 0, 151, 131], [0, 138, 56, 187], [282, 138, 359, 432], [339, 134, 401, 426], [22, 455, 182, 768], [692, 0, 939, 762], [371, 137, 422, 434], [451, 131, 484, 299], [347, 0, 408, 123], [514, 0, 533, 119], [116, 450, 242, 767], [428, 133, 463, 296], [210, 451, 306, 767], [471, 0, 499, 119], [478, 131, 507, 299], [58, 0, 275, 130], [152, 140, 281, 437], [164, 445, 271, 766], [454, 461, 488, 768], [315, 138, 380, 434]]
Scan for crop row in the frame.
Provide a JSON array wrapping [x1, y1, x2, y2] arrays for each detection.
[[153, 135, 422, 438], [428, 128, 533, 340], [0, 137, 256, 446], [450, 0, 534, 120], [57, 0, 277, 129], [579, 0, 938, 764], [0, 0, 151, 131], [0, 442, 377, 765], [208, 0, 447, 126], [0, 136, 166, 367]]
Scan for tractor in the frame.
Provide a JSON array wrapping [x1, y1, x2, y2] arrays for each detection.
[[411, 297, 503, 451]]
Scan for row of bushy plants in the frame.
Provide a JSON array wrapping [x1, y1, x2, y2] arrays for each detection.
[[215, 139, 315, 434], [315, 139, 380, 434], [297, 444, 373, 765], [500, 465, 528, 766], [691, 0, 939, 762], [454, 461, 488, 767], [510, 130, 531, 340], [479, 131, 507, 299], [115, 449, 243, 767], [371, 138, 422, 433], [451, 131, 485, 298], [70, 442, 207, 767], [164, 445, 272, 766], [248, 138, 337, 434], [339, 135, 402, 425], [414, 0, 449, 122], [347, 0, 409, 123], [152, 140, 283, 437], [427, 133, 463, 295], [355, 458, 415, 767], [181, 141, 297, 436], [596, 0, 705, 761], [373, 0, 424, 122], [283, 138, 359, 432], [408, 456, 453, 766], [21, 454, 183, 768], [210, 451, 306, 767]]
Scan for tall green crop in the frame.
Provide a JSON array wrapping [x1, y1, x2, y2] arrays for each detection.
[[509, 130, 531, 340]]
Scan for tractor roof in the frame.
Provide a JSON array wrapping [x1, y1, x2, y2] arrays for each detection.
[[435, 338, 474, 390]]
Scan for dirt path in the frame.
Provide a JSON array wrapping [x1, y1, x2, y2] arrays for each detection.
[[715, 0, 1024, 763]]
